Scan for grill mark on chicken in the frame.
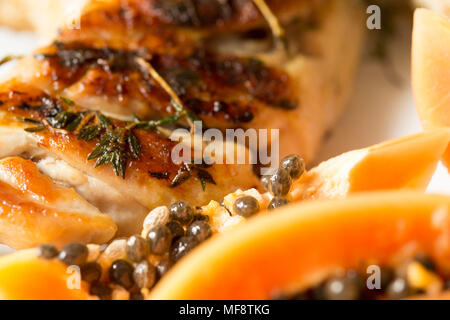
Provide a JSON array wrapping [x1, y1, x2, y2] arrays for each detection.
[[33, 41, 298, 125], [69, 0, 317, 36], [151, 0, 237, 27], [142, 0, 323, 31], [148, 0, 280, 28]]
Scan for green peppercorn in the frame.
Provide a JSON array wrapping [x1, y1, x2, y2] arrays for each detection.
[[37, 244, 59, 260], [268, 168, 292, 196], [187, 221, 212, 242], [166, 221, 185, 242], [268, 197, 289, 210], [280, 154, 306, 180], [261, 175, 270, 191], [80, 262, 102, 283], [126, 235, 149, 262], [233, 196, 260, 217], [170, 236, 198, 262], [58, 243, 88, 266], [156, 260, 172, 280], [169, 200, 194, 225], [147, 225, 172, 255], [133, 261, 156, 289], [193, 213, 210, 222], [109, 260, 135, 289]]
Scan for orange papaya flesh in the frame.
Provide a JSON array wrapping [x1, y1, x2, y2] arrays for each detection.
[[289, 129, 450, 201], [150, 191, 450, 300], [412, 9, 450, 168], [0, 250, 90, 300]]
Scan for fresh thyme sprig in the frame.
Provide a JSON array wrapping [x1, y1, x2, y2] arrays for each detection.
[[252, 0, 288, 52], [27, 46, 209, 185], [22, 96, 203, 182], [135, 57, 199, 133], [23, 97, 144, 179], [87, 127, 140, 179], [35, 44, 201, 131]]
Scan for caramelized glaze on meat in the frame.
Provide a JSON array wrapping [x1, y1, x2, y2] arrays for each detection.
[[31, 42, 296, 125], [0, 81, 259, 237], [0, 0, 366, 245], [4, 0, 364, 161]]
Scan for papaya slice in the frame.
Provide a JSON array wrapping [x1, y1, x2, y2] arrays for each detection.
[[0, 157, 117, 249], [0, 249, 90, 300], [289, 129, 450, 201], [150, 191, 450, 299], [412, 9, 450, 167]]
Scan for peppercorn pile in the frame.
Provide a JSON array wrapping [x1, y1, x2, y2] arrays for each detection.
[[272, 254, 450, 300], [205, 154, 306, 232], [30, 152, 450, 300], [32, 154, 306, 300], [35, 198, 213, 300]]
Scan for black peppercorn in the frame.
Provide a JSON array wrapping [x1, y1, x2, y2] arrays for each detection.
[[58, 243, 88, 266], [109, 260, 135, 289], [37, 244, 58, 260]]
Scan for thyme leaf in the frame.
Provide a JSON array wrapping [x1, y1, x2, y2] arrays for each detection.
[[20, 97, 141, 179], [23, 48, 207, 181], [88, 130, 133, 179], [252, 0, 288, 51], [127, 131, 141, 158], [60, 96, 75, 107], [25, 125, 47, 133], [197, 169, 216, 191]]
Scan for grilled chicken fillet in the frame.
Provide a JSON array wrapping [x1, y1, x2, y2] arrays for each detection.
[[0, 0, 365, 248], [3, 0, 365, 162], [0, 82, 258, 243]]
